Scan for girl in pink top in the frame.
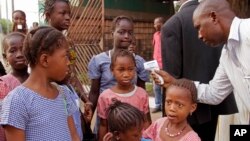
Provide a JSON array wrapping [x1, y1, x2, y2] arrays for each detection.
[[143, 79, 201, 141], [97, 49, 151, 141]]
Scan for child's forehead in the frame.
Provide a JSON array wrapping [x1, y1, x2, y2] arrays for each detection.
[[166, 86, 192, 96], [115, 56, 134, 62], [115, 19, 133, 28], [6, 35, 24, 43]]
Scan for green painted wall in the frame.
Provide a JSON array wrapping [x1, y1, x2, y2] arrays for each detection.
[[82, 0, 174, 15], [105, 0, 172, 15]]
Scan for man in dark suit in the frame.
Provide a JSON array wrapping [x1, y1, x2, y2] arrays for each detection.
[[161, 0, 238, 140]]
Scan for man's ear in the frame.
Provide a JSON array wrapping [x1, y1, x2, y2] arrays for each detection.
[[39, 53, 49, 67], [209, 11, 218, 23]]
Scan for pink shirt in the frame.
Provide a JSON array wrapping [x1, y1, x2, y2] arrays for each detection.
[[153, 31, 162, 69], [143, 117, 201, 141], [97, 86, 149, 119], [0, 74, 21, 95], [0, 74, 21, 141]]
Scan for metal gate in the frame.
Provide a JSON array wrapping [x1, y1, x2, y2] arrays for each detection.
[[68, 0, 104, 91]]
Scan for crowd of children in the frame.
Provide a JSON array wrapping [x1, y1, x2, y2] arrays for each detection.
[[0, 0, 204, 141]]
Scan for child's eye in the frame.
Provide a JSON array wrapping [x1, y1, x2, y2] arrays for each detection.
[[9, 48, 17, 53], [177, 103, 184, 108], [117, 68, 125, 72], [117, 30, 125, 35], [166, 100, 171, 105], [128, 31, 134, 35], [128, 68, 135, 71]]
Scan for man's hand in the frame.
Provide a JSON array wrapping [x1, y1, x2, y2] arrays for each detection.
[[151, 70, 176, 88]]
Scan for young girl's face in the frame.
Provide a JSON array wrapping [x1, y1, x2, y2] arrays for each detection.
[[47, 1, 71, 31], [113, 19, 133, 50], [46, 40, 70, 82], [112, 56, 135, 86], [118, 126, 143, 141], [12, 12, 26, 30], [128, 42, 136, 54], [165, 86, 197, 124], [5, 35, 27, 70]]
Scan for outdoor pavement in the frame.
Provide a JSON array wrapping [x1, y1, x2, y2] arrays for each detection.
[[149, 96, 162, 122]]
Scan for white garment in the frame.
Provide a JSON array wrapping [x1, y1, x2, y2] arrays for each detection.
[[195, 17, 250, 141]]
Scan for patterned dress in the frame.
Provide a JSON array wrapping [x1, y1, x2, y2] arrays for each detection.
[[0, 74, 21, 141]]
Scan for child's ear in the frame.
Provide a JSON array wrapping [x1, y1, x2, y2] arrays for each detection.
[[45, 12, 51, 22], [190, 103, 197, 113], [113, 131, 120, 141], [2, 54, 6, 60], [39, 53, 49, 67]]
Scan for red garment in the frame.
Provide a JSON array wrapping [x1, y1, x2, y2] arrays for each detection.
[[153, 31, 163, 69], [0, 74, 21, 141]]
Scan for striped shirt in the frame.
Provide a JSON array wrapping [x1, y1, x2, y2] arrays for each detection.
[[0, 85, 78, 141]]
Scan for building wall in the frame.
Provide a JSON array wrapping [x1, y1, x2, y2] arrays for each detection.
[[103, 0, 174, 61]]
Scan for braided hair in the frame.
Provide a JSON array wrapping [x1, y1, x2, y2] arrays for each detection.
[[110, 49, 136, 70], [107, 99, 145, 133], [170, 78, 198, 103], [23, 26, 67, 68], [111, 15, 134, 31], [43, 0, 70, 22]]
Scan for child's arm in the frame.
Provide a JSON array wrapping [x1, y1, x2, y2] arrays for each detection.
[[70, 76, 90, 103], [68, 116, 81, 141], [4, 125, 25, 141], [98, 118, 108, 141], [144, 112, 152, 129], [70, 77, 93, 122], [89, 78, 101, 113]]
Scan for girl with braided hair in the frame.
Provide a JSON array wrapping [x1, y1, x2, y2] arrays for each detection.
[[97, 49, 151, 141], [43, 1, 93, 140], [103, 99, 149, 141], [0, 26, 80, 141], [143, 79, 201, 141]]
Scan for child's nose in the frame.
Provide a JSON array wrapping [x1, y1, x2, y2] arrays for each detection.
[[169, 104, 176, 111], [16, 50, 24, 58]]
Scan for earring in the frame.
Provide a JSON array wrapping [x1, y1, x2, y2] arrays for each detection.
[[190, 112, 192, 116], [116, 137, 120, 141], [6, 61, 9, 67]]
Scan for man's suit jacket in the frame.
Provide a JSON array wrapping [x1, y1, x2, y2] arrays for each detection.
[[161, 0, 238, 125]]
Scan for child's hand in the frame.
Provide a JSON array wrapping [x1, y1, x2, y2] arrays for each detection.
[[103, 132, 113, 141], [84, 101, 93, 122]]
